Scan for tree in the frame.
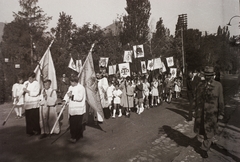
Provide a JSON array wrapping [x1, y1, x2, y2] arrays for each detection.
[[1, 0, 51, 101], [2, 0, 51, 69], [13, 0, 52, 65], [50, 12, 77, 77], [151, 18, 174, 58], [184, 29, 202, 71], [120, 0, 151, 45]]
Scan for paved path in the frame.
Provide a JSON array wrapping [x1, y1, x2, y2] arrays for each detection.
[[0, 74, 239, 162], [128, 74, 240, 162]]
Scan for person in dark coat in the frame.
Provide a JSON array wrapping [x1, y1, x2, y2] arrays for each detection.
[[186, 71, 195, 121], [194, 66, 224, 158]]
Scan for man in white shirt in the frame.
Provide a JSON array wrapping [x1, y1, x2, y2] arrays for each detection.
[[23, 72, 41, 136], [63, 75, 86, 143]]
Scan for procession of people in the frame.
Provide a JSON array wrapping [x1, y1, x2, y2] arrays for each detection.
[[7, 63, 225, 159]]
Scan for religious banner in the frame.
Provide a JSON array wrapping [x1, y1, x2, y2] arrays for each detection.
[[123, 50, 132, 63], [108, 65, 116, 75], [99, 57, 109, 67], [133, 44, 144, 58], [153, 57, 162, 70], [162, 62, 167, 72], [166, 56, 174, 67], [141, 61, 147, 74], [68, 57, 77, 72], [118, 63, 130, 78], [78, 44, 104, 122], [170, 68, 177, 78], [147, 59, 154, 71], [34, 40, 57, 90]]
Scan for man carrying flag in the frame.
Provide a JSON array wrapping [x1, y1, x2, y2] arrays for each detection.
[[34, 40, 59, 138], [63, 75, 86, 143]]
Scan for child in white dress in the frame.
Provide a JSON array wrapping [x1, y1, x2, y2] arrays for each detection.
[[112, 83, 122, 118], [12, 76, 24, 119]]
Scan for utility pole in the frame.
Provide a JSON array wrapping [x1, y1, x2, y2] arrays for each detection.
[[178, 14, 187, 74]]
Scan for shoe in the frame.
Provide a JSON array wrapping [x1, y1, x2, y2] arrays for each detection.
[[138, 108, 144, 114], [136, 108, 140, 114], [33, 131, 40, 135], [125, 112, 130, 117], [200, 150, 208, 158], [39, 134, 48, 139], [118, 113, 122, 117], [68, 138, 76, 143], [112, 116, 115, 119]]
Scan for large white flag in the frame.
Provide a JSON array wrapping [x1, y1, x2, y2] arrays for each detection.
[[68, 57, 77, 72], [78, 44, 104, 122], [34, 40, 57, 90]]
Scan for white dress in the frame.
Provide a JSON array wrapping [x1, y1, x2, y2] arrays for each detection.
[[12, 83, 24, 105]]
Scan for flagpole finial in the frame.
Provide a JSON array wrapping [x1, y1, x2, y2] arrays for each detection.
[[90, 43, 95, 52]]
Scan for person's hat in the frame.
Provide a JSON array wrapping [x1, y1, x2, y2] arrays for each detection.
[[203, 66, 215, 76]]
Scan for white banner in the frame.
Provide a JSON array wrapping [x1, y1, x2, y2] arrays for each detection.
[[133, 44, 144, 58], [170, 68, 177, 78], [141, 61, 147, 74], [123, 50, 132, 63], [162, 62, 167, 72], [153, 57, 162, 70], [68, 57, 77, 72], [108, 65, 116, 75], [99, 57, 109, 67], [166, 56, 174, 67], [147, 59, 154, 71], [118, 63, 130, 78]]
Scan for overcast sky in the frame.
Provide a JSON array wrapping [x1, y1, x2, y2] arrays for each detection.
[[0, 0, 239, 36]]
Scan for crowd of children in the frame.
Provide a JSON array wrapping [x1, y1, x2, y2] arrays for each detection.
[[97, 69, 183, 119]]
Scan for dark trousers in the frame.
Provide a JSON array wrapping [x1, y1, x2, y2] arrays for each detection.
[[69, 115, 84, 140], [25, 108, 41, 135], [187, 91, 194, 120], [199, 106, 213, 151]]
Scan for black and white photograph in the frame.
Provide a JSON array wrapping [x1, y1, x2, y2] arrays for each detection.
[[0, 0, 239, 162]]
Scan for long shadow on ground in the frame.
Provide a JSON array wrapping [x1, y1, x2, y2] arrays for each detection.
[[159, 125, 240, 162], [0, 125, 97, 162]]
